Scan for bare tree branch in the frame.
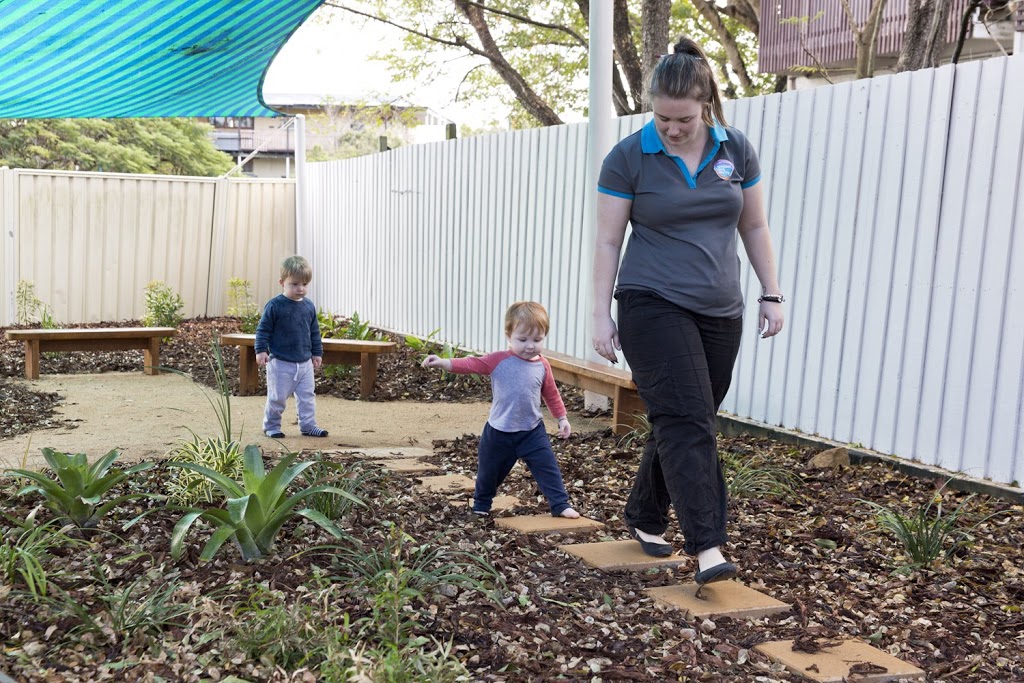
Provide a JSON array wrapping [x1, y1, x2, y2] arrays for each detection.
[[461, 0, 587, 46], [454, 0, 563, 125], [690, 0, 755, 93]]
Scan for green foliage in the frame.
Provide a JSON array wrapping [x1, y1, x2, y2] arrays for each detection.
[[306, 129, 407, 161], [617, 413, 652, 449], [52, 560, 193, 644], [862, 486, 996, 569], [15, 280, 57, 328], [342, 311, 382, 341], [5, 448, 156, 529], [141, 280, 184, 328], [0, 118, 234, 175], [165, 436, 243, 506], [168, 446, 365, 562], [406, 328, 467, 381], [0, 513, 81, 598], [326, 524, 502, 644], [300, 453, 376, 522], [318, 309, 346, 338], [722, 451, 802, 501], [226, 278, 260, 333]]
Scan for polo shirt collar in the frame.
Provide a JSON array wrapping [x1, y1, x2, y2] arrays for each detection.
[[640, 118, 728, 154]]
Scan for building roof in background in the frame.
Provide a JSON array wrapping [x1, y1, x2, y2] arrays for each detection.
[[263, 92, 456, 124], [0, 0, 324, 118]]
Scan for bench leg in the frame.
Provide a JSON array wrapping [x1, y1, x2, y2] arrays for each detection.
[[24, 340, 41, 380], [144, 338, 160, 375], [359, 352, 379, 399], [612, 386, 647, 436], [238, 346, 259, 396]]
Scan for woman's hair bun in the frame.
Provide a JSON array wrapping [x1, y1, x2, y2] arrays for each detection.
[[673, 37, 705, 60]]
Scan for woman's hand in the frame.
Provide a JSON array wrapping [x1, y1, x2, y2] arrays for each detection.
[[592, 315, 621, 363], [758, 302, 784, 338]]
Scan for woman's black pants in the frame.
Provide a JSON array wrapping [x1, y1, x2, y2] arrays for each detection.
[[617, 289, 742, 556]]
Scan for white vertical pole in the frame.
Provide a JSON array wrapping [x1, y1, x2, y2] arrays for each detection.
[[1014, 5, 1023, 57], [1, 167, 16, 326], [294, 114, 311, 292], [582, 0, 615, 409]]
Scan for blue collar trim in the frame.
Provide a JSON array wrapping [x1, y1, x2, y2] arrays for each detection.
[[641, 119, 729, 189]]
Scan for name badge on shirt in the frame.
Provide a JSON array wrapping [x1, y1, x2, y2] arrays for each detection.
[[714, 159, 735, 180]]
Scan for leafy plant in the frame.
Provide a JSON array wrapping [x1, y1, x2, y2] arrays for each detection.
[[862, 486, 996, 569], [722, 451, 803, 501], [226, 277, 261, 333], [342, 311, 382, 341], [0, 513, 81, 598], [300, 452, 376, 522], [141, 280, 184, 328], [318, 309, 345, 338], [165, 340, 244, 505], [5, 448, 156, 529], [406, 329, 468, 381], [165, 435, 242, 506], [15, 280, 57, 328], [167, 446, 364, 562], [326, 524, 502, 644], [617, 413, 652, 449], [52, 561, 193, 644]]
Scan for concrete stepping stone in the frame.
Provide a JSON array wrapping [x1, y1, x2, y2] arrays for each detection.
[[417, 474, 475, 493], [558, 540, 686, 571], [495, 515, 605, 534], [645, 582, 790, 620], [755, 638, 925, 682], [464, 495, 521, 512], [372, 459, 441, 473]]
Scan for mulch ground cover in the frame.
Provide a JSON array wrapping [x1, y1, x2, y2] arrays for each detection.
[[1, 317, 1022, 682]]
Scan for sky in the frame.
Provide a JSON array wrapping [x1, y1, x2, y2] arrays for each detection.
[[262, 7, 510, 127]]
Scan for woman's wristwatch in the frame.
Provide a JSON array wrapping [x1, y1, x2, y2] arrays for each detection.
[[757, 293, 785, 303]]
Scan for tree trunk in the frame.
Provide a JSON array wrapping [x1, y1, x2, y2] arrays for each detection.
[[612, 0, 644, 113], [640, 0, 671, 103], [455, 0, 563, 126], [692, 0, 756, 93], [896, 0, 954, 72], [842, 0, 890, 79]]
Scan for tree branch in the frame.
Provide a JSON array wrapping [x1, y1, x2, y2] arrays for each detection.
[[462, 0, 587, 46], [690, 0, 755, 93], [454, 0, 563, 125], [323, 2, 480, 54]]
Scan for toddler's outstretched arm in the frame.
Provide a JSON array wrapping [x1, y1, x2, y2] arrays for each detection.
[[421, 354, 452, 371]]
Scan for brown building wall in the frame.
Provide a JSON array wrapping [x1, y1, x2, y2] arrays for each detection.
[[760, 0, 973, 74]]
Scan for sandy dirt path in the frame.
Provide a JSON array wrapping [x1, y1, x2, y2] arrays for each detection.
[[0, 373, 610, 470]]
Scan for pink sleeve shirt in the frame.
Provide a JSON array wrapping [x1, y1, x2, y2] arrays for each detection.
[[448, 350, 567, 433]]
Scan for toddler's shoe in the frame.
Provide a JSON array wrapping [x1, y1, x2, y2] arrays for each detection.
[[265, 430, 285, 438], [302, 427, 329, 437], [694, 562, 738, 586]]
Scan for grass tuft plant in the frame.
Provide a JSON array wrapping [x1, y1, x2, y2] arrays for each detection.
[[5, 448, 156, 529], [0, 512, 81, 598], [15, 280, 57, 328], [722, 450, 803, 501], [226, 277, 260, 333], [168, 445, 364, 562], [861, 485, 997, 569], [300, 452, 376, 522]]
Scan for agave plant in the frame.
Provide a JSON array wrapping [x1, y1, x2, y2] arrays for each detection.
[[168, 445, 364, 562], [5, 448, 156, 529]]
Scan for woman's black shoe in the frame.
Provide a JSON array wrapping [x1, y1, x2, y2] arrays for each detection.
[[627, 526, 674, 557], [694, 561, 737, 585]]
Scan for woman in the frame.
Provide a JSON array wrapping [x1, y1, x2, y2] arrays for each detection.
[[591, 37, 784, 585]]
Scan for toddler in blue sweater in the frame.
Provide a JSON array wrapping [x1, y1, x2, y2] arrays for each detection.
[[254, 255, 328, 438]]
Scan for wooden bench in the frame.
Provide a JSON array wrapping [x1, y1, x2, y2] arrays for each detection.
[[219, 333, 397, 400], [544, 350, 646, 436], [5, 327, 178, 380]]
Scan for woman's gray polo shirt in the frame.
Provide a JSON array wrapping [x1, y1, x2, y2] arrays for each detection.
[[598, 119, 761, 318]]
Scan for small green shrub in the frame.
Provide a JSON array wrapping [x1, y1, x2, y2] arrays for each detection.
[[318, 309, 345, 338], [168, 446, 364, 562], [300, 453, 376, 521], [342, 311, 382, 341], [723, 451, 803, 501], [5, 448, 157, 529], [861, 485, 998, 569], [165, 435, 242, 506], [142, 280, 184, 328], [406, 329, 468, 381], [227, 277, 260, 333], [0, 513, 81, 598], [15, 280, 57, 328], [617, 413, 652, 449]]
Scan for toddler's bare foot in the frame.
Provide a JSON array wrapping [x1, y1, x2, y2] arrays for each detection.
[[559, 507, 580, 519]]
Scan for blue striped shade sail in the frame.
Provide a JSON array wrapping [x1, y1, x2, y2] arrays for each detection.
[[0, 0, 324, 117]]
